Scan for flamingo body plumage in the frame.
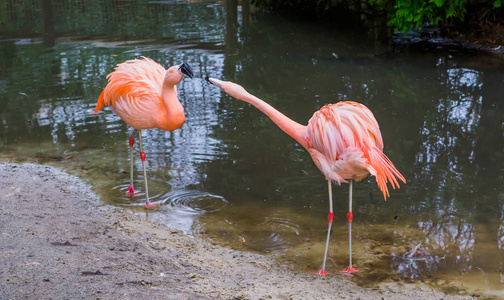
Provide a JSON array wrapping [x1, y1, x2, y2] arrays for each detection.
[[206, 77, 405, 274], [95, 57, 187, 131], [306, 102, 404, 200], [94, 57, 193, 208]]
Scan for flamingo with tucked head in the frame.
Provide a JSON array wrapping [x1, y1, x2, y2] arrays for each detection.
[[94, 57, 193, 208], [206, 77, 405, 275]]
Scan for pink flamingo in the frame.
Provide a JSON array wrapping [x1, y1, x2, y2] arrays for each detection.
[[206, 77, 406, 275], [94, 57, 193, 208]]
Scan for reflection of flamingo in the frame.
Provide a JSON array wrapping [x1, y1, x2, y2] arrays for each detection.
[[206, 77, 406, 275], [93, 57, 193, 208]]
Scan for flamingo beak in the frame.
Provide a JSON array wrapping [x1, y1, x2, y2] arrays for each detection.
[[178, 62, 194, 79]]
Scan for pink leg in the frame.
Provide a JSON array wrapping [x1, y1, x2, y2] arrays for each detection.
[[342, 180, 358, 274], [137, 131, 159, 209], [126, 130, 139, 196], [318, 180, 333, 275]]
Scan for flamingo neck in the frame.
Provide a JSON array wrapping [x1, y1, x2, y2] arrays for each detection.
[[238, 92, 308, 149], [160, 84, 185, 131]]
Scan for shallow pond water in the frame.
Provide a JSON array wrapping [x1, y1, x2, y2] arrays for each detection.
[[1, 0, 504, 297]]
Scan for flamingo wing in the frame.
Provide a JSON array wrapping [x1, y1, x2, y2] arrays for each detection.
[[306, 101, 405, 200], [93, 57, 165, 116]]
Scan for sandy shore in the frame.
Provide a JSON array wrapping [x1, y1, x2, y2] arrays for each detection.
[[0, 162, 476, 299]]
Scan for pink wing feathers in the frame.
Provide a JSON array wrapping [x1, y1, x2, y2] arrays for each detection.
[[306, 101, 405, 200], [93, 57, 165, 115]]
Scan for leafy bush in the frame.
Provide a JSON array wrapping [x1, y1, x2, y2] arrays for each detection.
[[252, 0, 504, 33]]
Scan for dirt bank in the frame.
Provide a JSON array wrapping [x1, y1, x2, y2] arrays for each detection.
[[0, 163, 475, 299]]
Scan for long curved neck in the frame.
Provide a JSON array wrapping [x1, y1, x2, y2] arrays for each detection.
[[237, 91, 308, 149], [160, 84, 185, 130], [162, 84, 178, 107]]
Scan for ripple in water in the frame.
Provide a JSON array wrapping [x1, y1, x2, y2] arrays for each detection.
[[113, 183, 227, 210], [111, 182, 228, 234], [112, 183, 156, 206], [163, 190, 228, 215]]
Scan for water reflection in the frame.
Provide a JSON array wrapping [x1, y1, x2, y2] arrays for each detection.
[[391, 214, 476, 281], [1, 0, 504, 297]]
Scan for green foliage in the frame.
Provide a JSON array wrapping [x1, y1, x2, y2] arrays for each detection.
[[252, 0, 504, 32], [386, 0, 467, 32], [380, 0, 504, 32]]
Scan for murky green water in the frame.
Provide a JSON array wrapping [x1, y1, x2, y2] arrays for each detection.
[[2, 0, 504, 297]]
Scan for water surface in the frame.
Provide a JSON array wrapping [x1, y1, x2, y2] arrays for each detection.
[[1, 0, 504, 297]]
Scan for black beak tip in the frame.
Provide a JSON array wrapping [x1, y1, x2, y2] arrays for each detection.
[[179, 62, 194, 79], [204, 76, 216, 86]]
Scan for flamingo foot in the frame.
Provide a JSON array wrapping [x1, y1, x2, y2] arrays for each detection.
[[317, 269, 329, 275], [145, 201, 160, 209], [126, 185, 140, 196], [308, 269, 330, 275], [341, 266, 359, 274]]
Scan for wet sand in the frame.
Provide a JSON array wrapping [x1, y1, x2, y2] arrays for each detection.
[[0, 162, 475, 299]]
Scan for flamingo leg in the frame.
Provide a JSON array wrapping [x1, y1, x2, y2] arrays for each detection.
[[344, 180, 357, 274], [126, 129, 138, 196], [319, 180, 334, 275], [137, 130, 159, 209]]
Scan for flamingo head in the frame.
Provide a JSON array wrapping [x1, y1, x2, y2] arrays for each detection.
[[165, 62, 194, 84]]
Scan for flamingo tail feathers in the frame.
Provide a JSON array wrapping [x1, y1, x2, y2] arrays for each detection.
[[93, 90, 105, 115], [367, 146, 406, 200]]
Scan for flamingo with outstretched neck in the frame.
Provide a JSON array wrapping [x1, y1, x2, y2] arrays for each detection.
[[94, 57, 193, 208], [206, 77, 405, 275]]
